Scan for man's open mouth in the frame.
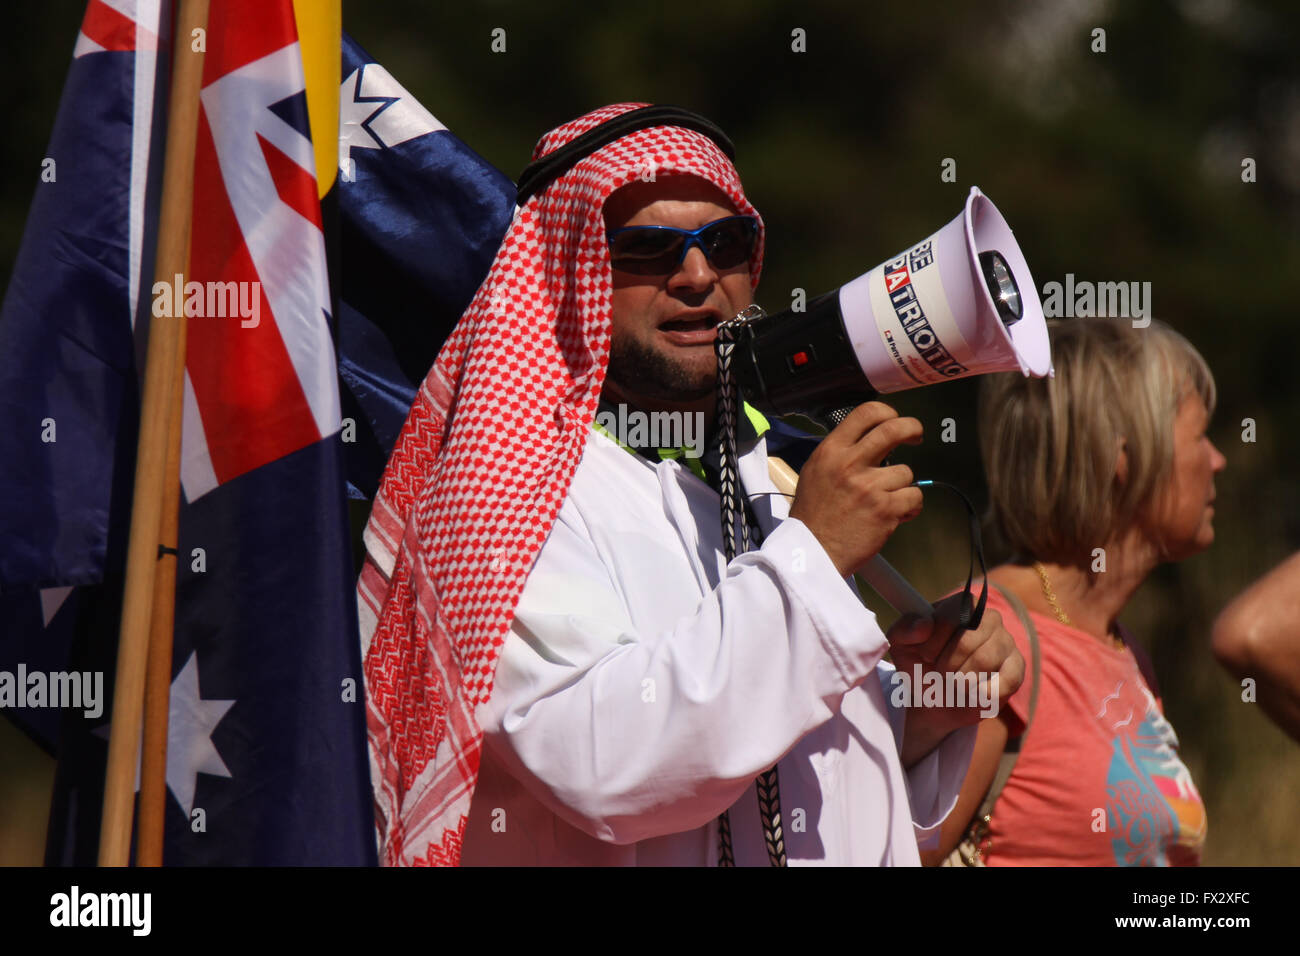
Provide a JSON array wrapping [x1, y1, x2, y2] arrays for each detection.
[[661, 316, 715, 332]]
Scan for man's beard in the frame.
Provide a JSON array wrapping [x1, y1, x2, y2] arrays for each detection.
[[606, 334, 715, 402]]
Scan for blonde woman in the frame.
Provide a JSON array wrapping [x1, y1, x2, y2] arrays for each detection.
[[925, 317, 1225, 866]]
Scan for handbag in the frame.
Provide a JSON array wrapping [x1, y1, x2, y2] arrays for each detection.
[[941, 582, 1041, 867]]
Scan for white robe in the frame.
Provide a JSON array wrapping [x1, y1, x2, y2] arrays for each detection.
[[460, 427, 975, 865]]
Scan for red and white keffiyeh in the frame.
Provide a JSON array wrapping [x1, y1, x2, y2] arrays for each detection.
[[356, 103, 765, 866]]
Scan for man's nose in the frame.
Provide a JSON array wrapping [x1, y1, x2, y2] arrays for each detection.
[[669, 245, 719, 292]]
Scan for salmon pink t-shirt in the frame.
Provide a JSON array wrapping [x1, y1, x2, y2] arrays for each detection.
[[979, 587, 1206, 866]]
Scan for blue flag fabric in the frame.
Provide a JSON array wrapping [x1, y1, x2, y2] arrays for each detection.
[[0, 42, 151, 591], [337, 35, 516, 499], [0, 8, 159, 759], [0, 587, 89, 751]]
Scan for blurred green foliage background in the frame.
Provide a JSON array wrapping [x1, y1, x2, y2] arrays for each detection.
[[2, 0, 1297, 865]]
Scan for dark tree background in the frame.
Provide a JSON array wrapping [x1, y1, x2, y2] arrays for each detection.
[[2, 0, 1297, 864]]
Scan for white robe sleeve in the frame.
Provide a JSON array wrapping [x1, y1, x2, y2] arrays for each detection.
[[876, 662, 978, 850], [478, 510, 892, 846]]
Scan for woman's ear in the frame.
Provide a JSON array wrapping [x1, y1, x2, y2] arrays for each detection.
[[1115, 438, 1129, 486]]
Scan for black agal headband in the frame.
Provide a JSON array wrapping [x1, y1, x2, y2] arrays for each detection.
[[515, 105, 737, 206]]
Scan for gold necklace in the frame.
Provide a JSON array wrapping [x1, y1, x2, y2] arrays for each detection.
[[1033, 562, 1071, 624], [1033, 562, 1123, 651]]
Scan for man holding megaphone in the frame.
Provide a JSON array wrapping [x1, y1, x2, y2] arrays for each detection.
[[358, 103, 1040, 867]]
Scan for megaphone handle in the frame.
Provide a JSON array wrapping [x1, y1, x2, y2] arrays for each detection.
[[860, 554, 934, 617]]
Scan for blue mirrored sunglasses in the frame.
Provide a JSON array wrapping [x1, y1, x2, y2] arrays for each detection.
[[606, 215, 758, 276]]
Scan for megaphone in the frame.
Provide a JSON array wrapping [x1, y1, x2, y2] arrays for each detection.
[[726, 188, 1053, 619], [733, 187, 1053, 425]]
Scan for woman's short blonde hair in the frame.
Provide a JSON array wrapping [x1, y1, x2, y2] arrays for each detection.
[[978, 318, 1216, 565]]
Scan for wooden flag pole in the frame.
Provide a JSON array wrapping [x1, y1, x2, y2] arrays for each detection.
[[99, 0, 209, 867], [136, 302, 187, 867]]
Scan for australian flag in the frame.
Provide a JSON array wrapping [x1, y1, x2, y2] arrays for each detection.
[[0, 0, 385, 865]]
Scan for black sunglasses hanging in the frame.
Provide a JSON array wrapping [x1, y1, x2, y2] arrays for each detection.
[[908, 479, 989, 632]]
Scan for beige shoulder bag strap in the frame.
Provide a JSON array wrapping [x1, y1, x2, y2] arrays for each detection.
[[945, 583, 1042, 865], [974, 583, 1041, 822]]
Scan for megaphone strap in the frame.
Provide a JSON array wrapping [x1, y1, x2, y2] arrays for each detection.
[[516, 105, 737, 206]]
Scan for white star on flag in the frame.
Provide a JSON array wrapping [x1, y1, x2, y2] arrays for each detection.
[[339, 62, 445, 167], [39, 585, 75, 626], [165, 651, 235, 815], [94, 651, 234, 816]]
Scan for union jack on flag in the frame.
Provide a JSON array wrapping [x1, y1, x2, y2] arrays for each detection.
[[183, 4, 340, 497]]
